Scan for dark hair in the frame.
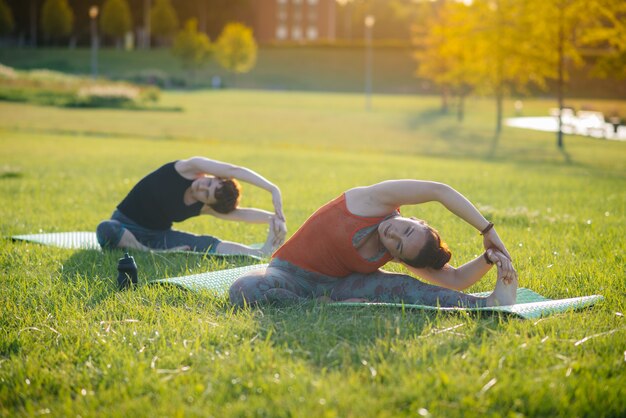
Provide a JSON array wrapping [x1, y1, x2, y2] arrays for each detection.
[[210, 178, 241, 214], [401, 226, 451, 270]]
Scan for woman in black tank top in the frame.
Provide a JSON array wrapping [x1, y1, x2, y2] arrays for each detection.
[[96, 157, 286, 256]]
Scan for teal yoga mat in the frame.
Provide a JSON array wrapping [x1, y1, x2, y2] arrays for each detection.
[[333, 288, 604, 320], [152, 263, 268, 293], [153, 263, 603, 319], [11, 232, 262, 260]]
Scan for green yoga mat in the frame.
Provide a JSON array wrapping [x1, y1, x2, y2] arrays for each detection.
[[333, 288, 603, 320], [152, 263, 603, 319], [10, 232, 262, 260], [152, 263, 267, 293]]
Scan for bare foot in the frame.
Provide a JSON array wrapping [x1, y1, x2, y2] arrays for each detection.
[[486, 276, 518, 307], [260, 226, 279, 257]]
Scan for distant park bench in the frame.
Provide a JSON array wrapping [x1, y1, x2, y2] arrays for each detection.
[[550, 108, 607, 138], [575, 111, 607, 137]]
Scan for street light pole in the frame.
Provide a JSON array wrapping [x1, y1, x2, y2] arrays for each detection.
[[364, 15, 375, 111], [89, 6, 99, 79]]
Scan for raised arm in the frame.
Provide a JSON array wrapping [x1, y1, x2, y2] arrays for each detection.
[[177, 157, 285, 220], [349, 180, 511, 258], [404, 248, 517, 291], [203, 207, 287, 243]]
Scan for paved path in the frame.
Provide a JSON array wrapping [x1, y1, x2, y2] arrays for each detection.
[[505, 116, 626, 141]]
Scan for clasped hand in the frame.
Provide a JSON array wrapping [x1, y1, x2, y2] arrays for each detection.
[[485, 248, 517, 284]]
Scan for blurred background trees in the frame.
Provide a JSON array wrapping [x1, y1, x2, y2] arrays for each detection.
[[1, 0, 624, 148], [214, 22, 257, 84], [172, 18, 211, 77], [100, 0, 132, 48], [40, 0, 73, 44], [150, 0, 178, 46], [0, 0, 15, 36]]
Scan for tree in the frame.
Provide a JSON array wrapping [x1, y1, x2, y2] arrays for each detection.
[[412, 1, 452, 113], [101, 0, 133, 49], [0, 0, 15, 36], [526, 0, 601, 150], [468, 0, 554, 151], [581, 0, 626, 80], [413, 1, 480, 118], [150, 0, 179, 46], [41, 0, 73, 43], [172, 18, 212, 76], [214, 22, 258, 84]]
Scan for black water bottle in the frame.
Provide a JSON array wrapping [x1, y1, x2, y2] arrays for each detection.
[[117, 252, 138, 290]]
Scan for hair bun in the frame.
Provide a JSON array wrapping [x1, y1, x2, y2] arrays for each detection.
[[432, 245, 452, 269]]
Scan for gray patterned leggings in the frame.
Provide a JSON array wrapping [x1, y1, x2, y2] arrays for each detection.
[[229, 258, 487, 308], [96, 210, 221, 253]]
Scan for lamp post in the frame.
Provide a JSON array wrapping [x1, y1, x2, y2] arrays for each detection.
[[89, 6, 99, 79], [364, 15, 375, 110]]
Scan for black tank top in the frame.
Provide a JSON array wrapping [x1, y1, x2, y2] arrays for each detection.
[[117, 161, 204, 230]]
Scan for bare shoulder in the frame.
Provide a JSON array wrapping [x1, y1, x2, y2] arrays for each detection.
[[174, 157, 204, 179], [344, 184, 395, 217]]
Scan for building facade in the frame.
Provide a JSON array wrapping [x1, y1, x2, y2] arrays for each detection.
[[250, 0, 336, 43]]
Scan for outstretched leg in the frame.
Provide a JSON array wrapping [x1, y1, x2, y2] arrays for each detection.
[[229, 265, 306, 307], [215, 223, 281, 257], [331, 270, 511, 307]]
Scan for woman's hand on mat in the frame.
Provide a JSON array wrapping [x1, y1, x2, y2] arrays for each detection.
[[487, 248, 517, 284], [483, 228, 511, 260]]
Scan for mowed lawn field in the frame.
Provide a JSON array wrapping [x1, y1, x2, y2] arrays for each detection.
[[0, 90, 625, 417]]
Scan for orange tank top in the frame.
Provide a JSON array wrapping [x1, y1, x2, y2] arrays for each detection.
[[273, 194, 393, 277]]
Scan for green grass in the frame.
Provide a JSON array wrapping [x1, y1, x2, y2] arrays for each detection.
[[0, 64, 164, 110], [1, 90, 625, 417], [1, 47, 625, 100]]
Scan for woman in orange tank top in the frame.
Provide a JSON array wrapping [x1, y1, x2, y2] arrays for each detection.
[[230, 180, 518, 308]]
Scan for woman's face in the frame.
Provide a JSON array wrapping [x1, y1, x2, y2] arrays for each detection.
[[378, 216, 431, 260], [191, 176, 221, 204]]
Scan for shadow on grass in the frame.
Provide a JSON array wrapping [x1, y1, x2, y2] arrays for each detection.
[[58, 248, 247, 308], [406, 108, 450, 131], [403, 107, 587, 169], [56, 249, 516, 372], [250, 302, 514, 371]]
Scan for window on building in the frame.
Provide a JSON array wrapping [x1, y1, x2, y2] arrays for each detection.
[[307, 26, 318, 40], [292, 26, 303, 40], [276, 25, 288, 40]]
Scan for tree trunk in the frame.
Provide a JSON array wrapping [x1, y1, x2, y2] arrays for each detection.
[[144, 0, 151, 49], [556, 6, 565, 149], [440, 86, 449, 114], [198, 0, 207, 34], [496, 91, 502, 135], [457, 94, 465, 122], [490, 87, 503, 156], [30, 0, 37, 47]]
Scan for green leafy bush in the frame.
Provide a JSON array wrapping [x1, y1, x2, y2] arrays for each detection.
[[0, 63, 160, 109]]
